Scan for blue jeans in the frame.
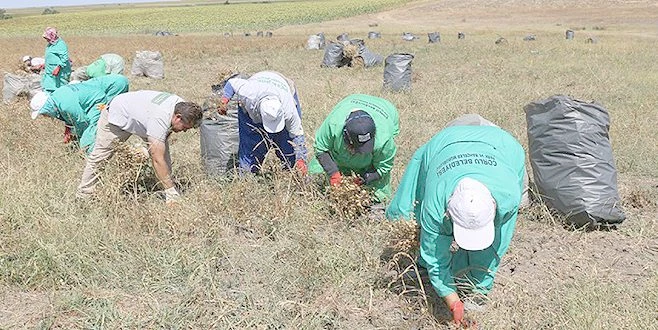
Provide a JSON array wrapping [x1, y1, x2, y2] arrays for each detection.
[[238, 103, 302, 173]]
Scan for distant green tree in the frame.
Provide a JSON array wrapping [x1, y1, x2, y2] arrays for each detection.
[[0, 8, 11, 19]]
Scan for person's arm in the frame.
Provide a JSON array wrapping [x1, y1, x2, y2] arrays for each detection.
[[368, 138, 396, 183], [148, 137, 175, 189], [419, 213, 458, 298], [285, 108, 307, 162]]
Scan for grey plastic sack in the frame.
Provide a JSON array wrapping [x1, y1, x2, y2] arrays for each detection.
[[525, 95, 625, 227], [307, 35, 322, 50], [321, 42, 348, 68], [368, 31, 381, 39], [131, 51, 164, 79], [317, 32, 326, 49], [428, 32, 440, 43], [70, 66, 89, 82], [3, 72, 41, 103], [383, 53, 414, 91], [360, 47, 383, 68], [337, 33, 349, 42], [200, 109, 239, 177]]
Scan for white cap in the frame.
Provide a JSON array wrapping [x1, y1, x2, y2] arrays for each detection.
[[260, 97, 284, 133], [29, 91, 49, 119], [69, 79, 81, 84], [22, 55, 31, 63], [447, 177, 496, 251]]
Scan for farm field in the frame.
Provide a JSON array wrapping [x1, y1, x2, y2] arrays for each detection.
[[0, 0, 657, 328]]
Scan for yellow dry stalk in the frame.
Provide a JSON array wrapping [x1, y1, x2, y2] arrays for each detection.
[[105, 142, 155, 196], [386, 220, 420, 255], [217, 68, 236, 85], [351, 56, 365, 68], [328, 174, 372, 220], [342, 43, 358, 60]]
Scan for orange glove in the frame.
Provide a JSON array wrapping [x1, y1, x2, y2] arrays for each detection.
[[97, 103, 108, 111], [52, 65, 60, 76], [449, 300, 465, 326], [63, 126, 72, 144], [329, 172, 342, 187], [295, 159, 308, 176]]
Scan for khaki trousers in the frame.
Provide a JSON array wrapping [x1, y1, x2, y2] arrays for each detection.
[[76, 110, 173, 195]]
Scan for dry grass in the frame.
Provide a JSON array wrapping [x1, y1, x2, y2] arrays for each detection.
[[1, 0, 657, 329]]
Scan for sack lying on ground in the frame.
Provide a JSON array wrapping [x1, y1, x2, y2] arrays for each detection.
[[131, 51, 164, 79], [525, 95, 625, 227], [3, 72, 41, 103]]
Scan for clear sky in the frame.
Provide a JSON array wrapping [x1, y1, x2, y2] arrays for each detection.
[[0, 0, 177, 9]]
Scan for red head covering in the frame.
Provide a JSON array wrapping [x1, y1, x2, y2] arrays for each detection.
[[43, 27, 58, 44]]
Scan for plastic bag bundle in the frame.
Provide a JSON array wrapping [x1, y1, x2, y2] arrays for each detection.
[[525, 95, 625, 227], [131, 51, 164, 79], [383, 53, 414, 91]]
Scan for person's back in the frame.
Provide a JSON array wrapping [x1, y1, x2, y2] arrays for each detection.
[[107, 90, 184, 142]]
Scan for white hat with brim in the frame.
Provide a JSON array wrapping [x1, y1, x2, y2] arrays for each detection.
[[260, 97, 284, 133], [448, 177, 496, 251], [22, 55, 31, 63], [29, 91, 49, 120]]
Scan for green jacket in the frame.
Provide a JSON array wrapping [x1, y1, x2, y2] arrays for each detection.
[[309, 94, 399, 202], [386, 125, 525, 297], [38, 74, 129, 152], [42, 38, 71, 92]]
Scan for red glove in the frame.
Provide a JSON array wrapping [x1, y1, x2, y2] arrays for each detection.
[[353, 176, 364, 185], [329, 172, 342, 187], [63, 126, 72, 144], [52, 65, 60, 76], [218, 96, 229, 115], [449, 300, 465, 325], [295, 159, 308, 176]]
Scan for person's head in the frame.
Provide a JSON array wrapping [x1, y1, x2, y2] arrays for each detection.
[[43, 27, 59, 44], [29, 91, 50, 119], [260, 97, 284, 133], [343, 109, 375, 155], [447, 177, 497, 251], [171, 102, 202, 132]]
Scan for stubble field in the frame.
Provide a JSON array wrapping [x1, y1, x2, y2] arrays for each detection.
[[0, 0, 657, 329]]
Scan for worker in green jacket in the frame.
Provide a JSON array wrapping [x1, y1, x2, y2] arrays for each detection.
[[385, 124, 525, 326], [41, 27, 72, 92], [309, 94, 399, 203], [29, 74, 129, 153]]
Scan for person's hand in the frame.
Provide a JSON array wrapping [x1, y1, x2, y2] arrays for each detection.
[[449, 300, 465, 326], [295, 159, 308, 176], [63, 126, 72, 144], [164, 186, 180, 205], [52, 65, 60, 76], [329, 172, 342, 187], [97, 103, 108, 112], [217, 96, 229, 115]]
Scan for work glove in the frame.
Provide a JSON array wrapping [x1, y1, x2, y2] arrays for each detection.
[[97, 103, 108, 112], [329, 172, 342, 187], [353, 176, 364, 185], [63, 126, 73, 144], [52, 65, 60, 76], [218, 96, 229, 115], [295, 159, 308, 176], [449, 300, 465, 326], [362, 171, 381, 185], [164, 186, 181, 205]]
